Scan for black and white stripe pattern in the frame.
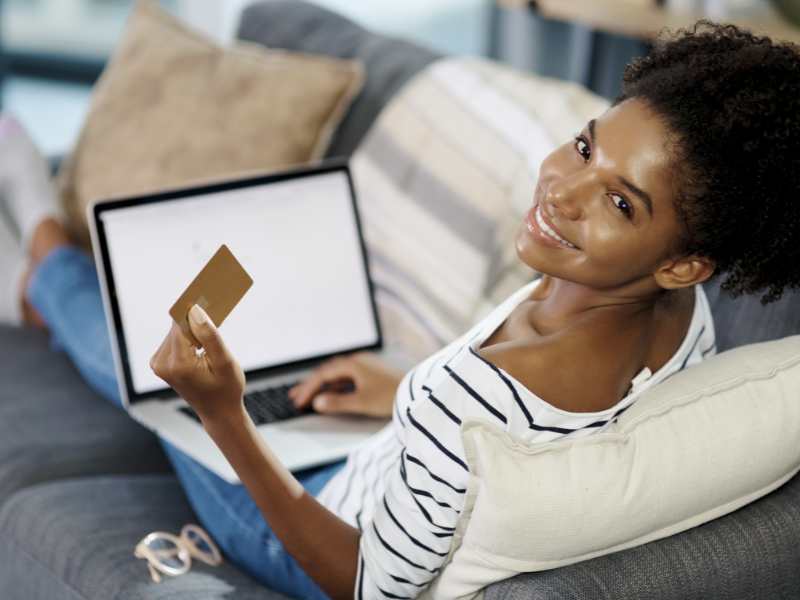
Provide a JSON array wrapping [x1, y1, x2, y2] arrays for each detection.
[[316, 280, 715, 598]]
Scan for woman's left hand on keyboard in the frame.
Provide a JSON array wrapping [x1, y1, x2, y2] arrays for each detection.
[[288, 352, 402, 418]]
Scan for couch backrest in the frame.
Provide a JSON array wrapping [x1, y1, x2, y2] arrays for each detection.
[[237, 0, 441, 159], [703, 279, 800, 352]]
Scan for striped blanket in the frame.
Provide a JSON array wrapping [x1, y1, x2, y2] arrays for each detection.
[[351, 58, 609, 366]]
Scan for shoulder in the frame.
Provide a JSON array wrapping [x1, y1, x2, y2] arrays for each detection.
[[477, 328, 633, 413]]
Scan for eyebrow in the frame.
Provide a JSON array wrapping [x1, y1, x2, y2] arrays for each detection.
[[587, 118, 654, 217]]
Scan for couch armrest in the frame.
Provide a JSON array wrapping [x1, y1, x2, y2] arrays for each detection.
[[484, 471, 800, 599]]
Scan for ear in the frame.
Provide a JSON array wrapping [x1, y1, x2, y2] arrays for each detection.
[[654, 255, 716, 290]]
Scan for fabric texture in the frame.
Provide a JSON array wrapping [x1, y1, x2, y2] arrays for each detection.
[[484, 476, 800, 600], [162, 442, 342, 600], [0, 475, 290, 600], [484, 468, 800, 600], [57, 0, 364, 248], [703, 276, 800, 352], [420, 335, 800, 599], [319, 279, 713, 598], [349, 57, 610, 366], [0, 205, 25, 325], [0, 323, 170, 505], [236, 0, 442, 160], [27, 245, 123, 403], [25, 242, 342, 599]]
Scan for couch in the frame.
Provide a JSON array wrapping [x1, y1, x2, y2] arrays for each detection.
[[1, 2, 799, 599]]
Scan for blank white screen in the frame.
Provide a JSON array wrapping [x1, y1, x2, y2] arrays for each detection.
[[100, 171, 379, 395]]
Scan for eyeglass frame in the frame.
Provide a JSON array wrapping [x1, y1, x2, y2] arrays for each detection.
[[134, 523, 222, 583]]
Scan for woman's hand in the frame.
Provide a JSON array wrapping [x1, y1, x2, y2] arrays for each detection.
[[152, 305, 362, 600], [150, 304, 245, 425], [289, 352, 403, 419]]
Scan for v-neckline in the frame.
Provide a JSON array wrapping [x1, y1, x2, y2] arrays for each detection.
[[473, 279, 541, 353], [468, 280, 702, 413]]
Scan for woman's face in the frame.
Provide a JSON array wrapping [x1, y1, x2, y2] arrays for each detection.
[[516, 98, 685, 291]]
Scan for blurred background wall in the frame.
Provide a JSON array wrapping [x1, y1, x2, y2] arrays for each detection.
[[1, 0, 797, 157], [0, 0, 491, 156]]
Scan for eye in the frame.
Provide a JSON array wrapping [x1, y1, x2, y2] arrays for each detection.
[[609, 193, 634, 219], [573, 135, 591, 162]]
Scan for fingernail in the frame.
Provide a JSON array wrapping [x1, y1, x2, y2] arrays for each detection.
[[189, 304, 209, 326], [313, 396, 327, 410]]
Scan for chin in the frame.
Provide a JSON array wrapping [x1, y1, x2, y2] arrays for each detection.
[[513, 224, 589, 283], [514, 225, 553, 275]]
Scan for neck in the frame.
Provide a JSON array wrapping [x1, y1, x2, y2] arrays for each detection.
[[532, 275, 686, 327]]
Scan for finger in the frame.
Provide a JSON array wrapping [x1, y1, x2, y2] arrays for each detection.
[[169, 322, 196, 363], [290, 363, 340, 406], [312, 392, 365, 415], [149, 331, 172, 374], [151, 324, 192, 379], [156, 324, 195, 384], [187, 304, 234, 371], [291, 372, 327, 409], [292, 380, 355, 410], [291, 359, 356, 408]]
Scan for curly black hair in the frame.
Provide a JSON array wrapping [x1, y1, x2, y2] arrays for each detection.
[[613, 20, 800, 304]]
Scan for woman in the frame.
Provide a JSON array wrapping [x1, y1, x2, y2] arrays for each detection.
[[6, 21, 800, 600]]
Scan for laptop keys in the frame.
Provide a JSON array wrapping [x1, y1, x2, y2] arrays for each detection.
[[244, 383, 308, 425], [179, 381, 309, 426]]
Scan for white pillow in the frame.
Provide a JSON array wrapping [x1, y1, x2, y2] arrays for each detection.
[[419, 336, 800, 599]]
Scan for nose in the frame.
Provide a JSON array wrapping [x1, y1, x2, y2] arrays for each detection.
[[544, 172, 590, 221]]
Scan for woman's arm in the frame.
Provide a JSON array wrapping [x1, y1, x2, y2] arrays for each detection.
[[150, 305, 359, 599], [205, 409, 360, 599]]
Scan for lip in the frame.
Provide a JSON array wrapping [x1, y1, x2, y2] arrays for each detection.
[[525, 203, 579, 250]]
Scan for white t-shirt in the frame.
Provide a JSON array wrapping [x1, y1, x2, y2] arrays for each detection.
[[315, 279, 716, 599]]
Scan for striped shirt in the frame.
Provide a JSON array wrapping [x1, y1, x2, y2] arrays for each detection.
[[315, 278, 716, 599]]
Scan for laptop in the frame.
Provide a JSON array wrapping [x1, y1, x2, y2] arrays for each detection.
[[88, 161, 388, 483]]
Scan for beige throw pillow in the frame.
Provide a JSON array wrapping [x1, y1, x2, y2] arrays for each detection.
[[419, 336, 800, 599], [59, 0, 363, 247]]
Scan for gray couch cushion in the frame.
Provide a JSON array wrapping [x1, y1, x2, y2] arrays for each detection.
[[237, 0, 441, 159], [703, 278, 800, 352], [0, 475, 289, 600], [0, 325, 170, 503], [484, 470, 800, 600]]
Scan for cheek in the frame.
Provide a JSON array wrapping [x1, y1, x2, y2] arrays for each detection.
[[583, 220, 626, 259], [582, 225, 654, 271], [590, 222, 673, 275]]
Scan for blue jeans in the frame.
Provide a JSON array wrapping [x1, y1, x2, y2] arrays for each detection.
[[27, 245, 343, 600]]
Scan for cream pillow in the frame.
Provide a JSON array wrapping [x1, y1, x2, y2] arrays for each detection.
[[58, 0, 364, 247], [419, 336, 800, 599]]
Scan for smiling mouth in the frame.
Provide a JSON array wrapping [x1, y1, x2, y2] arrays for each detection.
[[531, 203, 578, 249]]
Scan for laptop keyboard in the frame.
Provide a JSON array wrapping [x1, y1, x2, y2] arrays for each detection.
[[179, 381, 309, 426]]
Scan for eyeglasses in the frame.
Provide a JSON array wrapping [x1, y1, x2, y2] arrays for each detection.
[[134, 524, 222, 583]]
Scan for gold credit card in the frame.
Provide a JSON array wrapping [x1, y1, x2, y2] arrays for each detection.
[[169, 244, 253, 347]]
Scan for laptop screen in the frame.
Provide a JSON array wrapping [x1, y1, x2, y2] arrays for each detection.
[[94, 164, 381, 400]]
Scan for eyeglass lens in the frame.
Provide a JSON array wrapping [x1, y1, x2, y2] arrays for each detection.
[[145, 536, 188, 570]]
